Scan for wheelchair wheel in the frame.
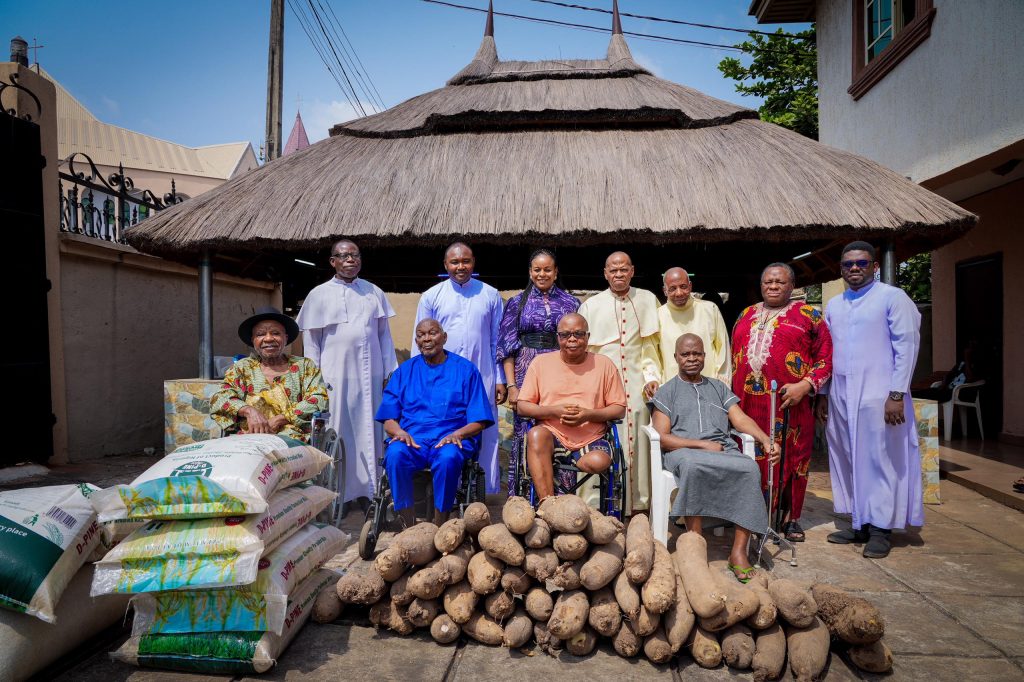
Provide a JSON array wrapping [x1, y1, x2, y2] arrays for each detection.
[[358, 519, 377, 560]]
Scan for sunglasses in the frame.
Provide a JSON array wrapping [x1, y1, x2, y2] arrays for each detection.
[[841, 259, 871, 270], [331, 252, 361, 261], [557, 330, 589, 340]]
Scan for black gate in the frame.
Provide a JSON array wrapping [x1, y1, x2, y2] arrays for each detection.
[[0, 83, 54, 464]]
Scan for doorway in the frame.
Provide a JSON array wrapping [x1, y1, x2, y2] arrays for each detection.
[[955, 254, 1002, 436]]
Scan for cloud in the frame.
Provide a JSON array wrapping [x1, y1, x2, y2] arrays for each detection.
[[100, 95, 120, 116], [305, 98, 378, 142], [630, 50, 663, 77]]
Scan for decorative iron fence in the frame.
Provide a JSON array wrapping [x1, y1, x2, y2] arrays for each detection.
[[59, 152, 184, 244]]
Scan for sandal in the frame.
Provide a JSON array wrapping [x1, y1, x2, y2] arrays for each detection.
[[784, 520, 806, 542], [1013, 477, 1024, 493], [727, 564, 758, 584]]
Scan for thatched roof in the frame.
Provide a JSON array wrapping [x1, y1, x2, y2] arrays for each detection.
[[126, 2, 975, 266]]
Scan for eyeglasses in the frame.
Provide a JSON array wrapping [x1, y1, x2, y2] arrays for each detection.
[[331, 252, 361, 261], [557, 330, 589, 340], [677, 351, 705, 358], [841, 259, 871, 270]]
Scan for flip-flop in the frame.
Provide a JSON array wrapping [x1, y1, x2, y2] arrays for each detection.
[[727, 564, 758, 584], [1014, 478, 1024, 493], [784, 520, 806, 542]]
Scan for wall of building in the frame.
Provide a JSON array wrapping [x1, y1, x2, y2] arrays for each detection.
[[58, 235, 279, 460], [817, 0, 1024, 183], [931, 179, 1023, 438]]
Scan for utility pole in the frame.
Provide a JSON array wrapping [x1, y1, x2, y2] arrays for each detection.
[[265, 0, 284, 161]]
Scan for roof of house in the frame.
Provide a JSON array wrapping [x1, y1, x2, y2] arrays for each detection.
[[748, 0, 815, 23], [283, 111, 310, 156]]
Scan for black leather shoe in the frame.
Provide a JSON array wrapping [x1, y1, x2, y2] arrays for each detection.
[[863, 527, 892, 558], [827, 525, 870, 544]]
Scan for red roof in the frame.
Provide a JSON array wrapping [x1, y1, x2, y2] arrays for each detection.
[[283, 111, 310, 156]]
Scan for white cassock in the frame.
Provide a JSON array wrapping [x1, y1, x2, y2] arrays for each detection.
[[578, 287, 662, 511], [297, 277, 398, 502], [413, 277, 506, 493]]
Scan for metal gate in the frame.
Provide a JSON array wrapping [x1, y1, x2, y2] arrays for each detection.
[[0, 82, 54, 464]]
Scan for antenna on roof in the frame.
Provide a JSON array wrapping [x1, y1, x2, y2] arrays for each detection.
[[484, 0, 494, 37], [611, 0, 623, 35]]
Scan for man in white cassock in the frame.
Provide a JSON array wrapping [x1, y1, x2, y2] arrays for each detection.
[[413, 243, 506, 494], [578, 251, 661, 512], [297, 239, 398, 503]]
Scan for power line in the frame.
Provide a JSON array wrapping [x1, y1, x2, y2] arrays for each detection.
[[287, 0, 353, 103], [525, 0, 810, 40], [324, 2, 388, 110], [306, 0, 369, 117], [419, 0, 815, 57]]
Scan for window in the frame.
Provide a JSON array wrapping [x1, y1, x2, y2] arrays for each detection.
[[850, 0, 935, 100]]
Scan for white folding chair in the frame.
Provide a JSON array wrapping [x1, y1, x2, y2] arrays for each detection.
[[940, 380, 985, 441], [642, 424, 754, 546]]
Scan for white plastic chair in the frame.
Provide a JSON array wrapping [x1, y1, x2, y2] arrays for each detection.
[[642, 424, 756, 546], [940, 380, 985, 441]]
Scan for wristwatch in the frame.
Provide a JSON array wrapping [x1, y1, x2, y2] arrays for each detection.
[[888, 391, 904, 401]]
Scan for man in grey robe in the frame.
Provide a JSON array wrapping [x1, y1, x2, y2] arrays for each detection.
[[651, 333, 777, 581]]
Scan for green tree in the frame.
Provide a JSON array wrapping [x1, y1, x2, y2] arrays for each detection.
[[718, 27, 818, 139], [898, 252, 931, 303]]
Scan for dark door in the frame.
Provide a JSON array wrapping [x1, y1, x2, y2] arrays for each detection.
[[0, 110, 53, 463], [955, 254, 1002, 436]]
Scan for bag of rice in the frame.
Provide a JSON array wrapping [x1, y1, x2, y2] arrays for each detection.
[[91, 485, 335, 596], [132, 522, 347, 635], [112, 568, 338, 674], [88, 518, 147, 562], [91, 434, 331, 522], [0, 484, 102, 622]]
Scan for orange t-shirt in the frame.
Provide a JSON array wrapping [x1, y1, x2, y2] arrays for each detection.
[[518, 352, 627, 449]]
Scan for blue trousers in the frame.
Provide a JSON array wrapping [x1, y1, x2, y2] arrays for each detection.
[[384, 438, 471, 514]]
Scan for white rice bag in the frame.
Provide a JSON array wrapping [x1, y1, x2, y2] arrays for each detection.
[[88, 518, 147, 562], [112, 568, 338, 674], [132, 522, 347, 635], [91, 434, 331, 522], [91, 485, 335, 596], [0, 484, 103, 622]]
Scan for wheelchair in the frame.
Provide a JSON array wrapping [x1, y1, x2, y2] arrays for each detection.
[[357, 442, 486, 560], [512, 420, 628, 520], [310, 412, 347, 528]]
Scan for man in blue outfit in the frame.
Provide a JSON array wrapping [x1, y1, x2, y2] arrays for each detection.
[[376, 318, 494, 525]]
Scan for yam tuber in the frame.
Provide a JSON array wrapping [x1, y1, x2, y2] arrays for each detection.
[[463, 612, 505, 646], [478, 523, 526, 566], [548, 589, 590, 639], [369, 600, 414, 635], [502, 496, 535, 534], [583, 507, 623, 545], [634, 604, 661, 637], [674, 532, 727, 619], [663, 574, 695, 653], [462, 502, 491, 537], [700, 569, 761, 632], [624, 513, 655, 584], [336, 564, 387, 605], [467, 551, 503, 595], [524, 518, 551, 548], [534, 622, 563, 656], [810, 582, 885, 645], [443, 581, 479, 624], [587, 587, 622, 637], [553, 533, 589, 561], [430, 613, 461, 644], [721, 624, 755, 670], [524, 586, 554, 622], [612, 620, 642, 658], [537, 494, 590, 533], [439, 541, 474, 585], [394, 522, 440, 567], [579, 532, 625, 590], [484, 589, 515, 622], [785, 617, 830, 682], [746, 572, 778, 630], [552, 558, 584, 590], [613, 571, 642, 621], [390, 572, 414, 605], [407, 559, 452, 600], [523, 547, 559, 580], [641, 540, 676, 614], [433, 517, 465, 554], [567, 627, 599, 656], [643, 626, 673, 664], [407, 597, 441, 628], [688, 625, 723, 669], [768, 579, 817, 628], [752, 623, 786, 682], [500, 566, 532, 595], [311, 585, 343, 623], [502, 608, 533, 648], [849, 638, 894, 673], [374, 544, 408, 582]]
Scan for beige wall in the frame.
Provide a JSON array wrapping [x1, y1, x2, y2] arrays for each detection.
[[59, 235, 278, 459], [931, 179, 1023, 438]]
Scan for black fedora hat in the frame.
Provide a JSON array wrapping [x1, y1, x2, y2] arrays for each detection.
[[238, 307, 300, 346]]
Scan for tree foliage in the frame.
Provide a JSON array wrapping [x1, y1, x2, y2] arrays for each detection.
[[718, 27, 818, 139], [898, 252, 931, 303]]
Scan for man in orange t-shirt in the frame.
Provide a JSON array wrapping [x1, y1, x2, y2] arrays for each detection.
[[517, 313, 627, 499]]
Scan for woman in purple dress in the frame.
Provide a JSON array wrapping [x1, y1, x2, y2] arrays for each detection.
[[497, 249, 580, 496]]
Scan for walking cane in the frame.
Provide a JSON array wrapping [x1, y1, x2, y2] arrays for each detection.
[[774, 408, 791, 534], [754, 381, 798, 567], [765, 380, 778, 524]]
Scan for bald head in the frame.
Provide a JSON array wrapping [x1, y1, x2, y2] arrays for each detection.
[[663, 267, 693, 307], [329, 239, 361, 281], [605, 251, 632, 268], [444, 242, 475, 284], [557, 313, 588, 333], [604, 251, 634, 295], [674, 333, 706, 379], [556, 313, 589, 363], [675, 333, 704, 353], [414, 318, 447, 361], [415, 318, 443, 335]]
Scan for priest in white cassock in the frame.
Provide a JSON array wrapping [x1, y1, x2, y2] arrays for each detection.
[[297, 239, 398, 503], [818, 241, 923, 560], [578, 251, 661, 512], [412, 242, 506, 493], [656, 267, 731, 384]]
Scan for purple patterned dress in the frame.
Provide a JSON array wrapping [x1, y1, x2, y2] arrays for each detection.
[[496, 285, 580, 495]]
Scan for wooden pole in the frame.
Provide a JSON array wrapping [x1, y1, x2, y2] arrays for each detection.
[[265, 0, 284, 161]]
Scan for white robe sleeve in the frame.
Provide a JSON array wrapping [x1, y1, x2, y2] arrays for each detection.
[[379, 316, 399, 378], [711, 305, 732, 383], [303, 328, 323, 367], [410, 290, 433, 358], [887, 289, 921, 394]]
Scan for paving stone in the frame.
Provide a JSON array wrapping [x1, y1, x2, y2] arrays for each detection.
[[926, 500, 1024, 552], [239, 622, 457, 681], [924, 594, 1024, 656], [676, 649, 863, 681], [887, 521, 1013, 555], [875, 552, 1024, 597], [450, 640, 672, 681], [856, 654, 1024, 681], [50, 647, 231, 682], [855, 591, 1001, 656], [761, 539, 911, 592]]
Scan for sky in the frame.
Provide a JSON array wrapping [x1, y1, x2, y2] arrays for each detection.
[[1, 1, 809, 154]]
